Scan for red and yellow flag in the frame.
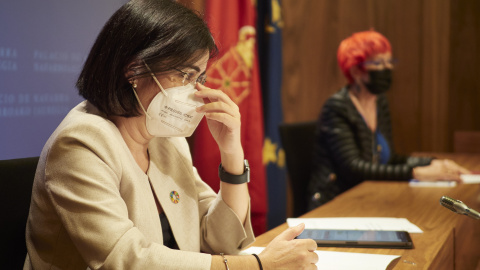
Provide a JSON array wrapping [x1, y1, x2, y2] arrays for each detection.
[[193, 0, 268, 235]]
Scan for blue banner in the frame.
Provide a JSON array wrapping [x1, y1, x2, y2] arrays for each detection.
[[257, 0, 286, 229]]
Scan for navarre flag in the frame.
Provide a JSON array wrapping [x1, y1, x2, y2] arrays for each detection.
[[193, 0, 268, 235], [257, 0, 286, 229]]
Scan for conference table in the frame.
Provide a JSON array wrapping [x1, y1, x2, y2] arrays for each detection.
[[250, 153, 480, 269]]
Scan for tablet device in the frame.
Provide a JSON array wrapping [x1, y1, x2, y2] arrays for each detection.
[[296, 229, 413, 249]]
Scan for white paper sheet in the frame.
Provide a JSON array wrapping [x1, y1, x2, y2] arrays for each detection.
[[409, 179, 457, 187], [242, 246, 401, 270], [286, 217, 423, 233], [460, 174, 480, 184]]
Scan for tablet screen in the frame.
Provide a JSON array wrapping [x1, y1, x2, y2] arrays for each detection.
[[296, 229, 413, 248]]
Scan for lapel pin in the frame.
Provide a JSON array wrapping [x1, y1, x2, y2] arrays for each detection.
[[170, 190, 180, 204]]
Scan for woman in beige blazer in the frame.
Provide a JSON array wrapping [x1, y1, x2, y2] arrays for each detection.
[[24, 0, 318, 269]]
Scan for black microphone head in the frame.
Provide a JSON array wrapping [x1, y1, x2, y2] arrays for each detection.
[[440, 196, 458, 213]]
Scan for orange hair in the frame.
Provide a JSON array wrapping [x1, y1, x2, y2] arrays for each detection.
[[337, 30, 392, 83]]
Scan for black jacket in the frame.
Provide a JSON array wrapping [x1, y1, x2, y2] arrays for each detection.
[[308, 87, 432, 209]]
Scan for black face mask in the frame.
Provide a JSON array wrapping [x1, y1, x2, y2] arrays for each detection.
[[364, 69, 392, 95]]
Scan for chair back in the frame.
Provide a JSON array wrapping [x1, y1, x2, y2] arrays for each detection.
[[0, 156, 39, 269], [279, 121, 316, 217], [453, 131, 480, 153]]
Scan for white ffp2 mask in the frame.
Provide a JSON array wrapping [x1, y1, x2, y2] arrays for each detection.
[[132, 68, 205, 137]]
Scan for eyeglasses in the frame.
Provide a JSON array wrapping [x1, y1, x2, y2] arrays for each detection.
[[362, 58, 398, 68], [173, 68, 207, 85]]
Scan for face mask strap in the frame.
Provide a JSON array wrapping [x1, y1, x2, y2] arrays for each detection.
[[142, 60, 169, 97], [131, 84, 152, 119]]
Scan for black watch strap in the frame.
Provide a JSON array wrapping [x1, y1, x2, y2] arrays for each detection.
[[218, 159, 250, 184]]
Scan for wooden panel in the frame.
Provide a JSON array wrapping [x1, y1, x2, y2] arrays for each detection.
[[281, 1, 346, 123], [453, 131, 480, 153], [420, 0, 451, 152], [449, 0, 480, 151], [386, 0, 423, 154], [455, 216, 480, 270], [429, 229, 454, 270]]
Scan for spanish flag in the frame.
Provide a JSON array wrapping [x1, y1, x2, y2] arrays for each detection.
[[193, 0, 268, 235]]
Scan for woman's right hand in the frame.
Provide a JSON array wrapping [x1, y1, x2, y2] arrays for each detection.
[[258, 223, 318, 269], [413, 159, 470, 182]]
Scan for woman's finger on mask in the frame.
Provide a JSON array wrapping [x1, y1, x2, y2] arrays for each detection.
[[195, 84, 238, 108]]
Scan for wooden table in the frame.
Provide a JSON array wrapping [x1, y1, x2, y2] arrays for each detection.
[[251, 153, 480, 269]]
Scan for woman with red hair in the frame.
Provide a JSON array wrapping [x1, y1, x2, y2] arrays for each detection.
[[308, 30, 469, 209]]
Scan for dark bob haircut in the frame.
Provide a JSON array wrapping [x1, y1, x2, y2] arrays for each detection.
[[76, 0, 218, 117]]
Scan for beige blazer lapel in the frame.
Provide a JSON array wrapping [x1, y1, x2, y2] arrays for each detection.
[[148, 138, 201, 252]]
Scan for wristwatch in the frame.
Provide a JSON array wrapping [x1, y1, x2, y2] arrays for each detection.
[[218, 159, 250, 184]]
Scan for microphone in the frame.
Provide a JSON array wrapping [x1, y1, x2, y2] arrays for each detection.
[[439, 196, 480, 220]]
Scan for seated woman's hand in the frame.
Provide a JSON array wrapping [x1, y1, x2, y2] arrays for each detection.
[[440, 159, 471, 175], [258, 223, 319, 270], [194, 84, 242, 155], [413, 159, 470, 182]]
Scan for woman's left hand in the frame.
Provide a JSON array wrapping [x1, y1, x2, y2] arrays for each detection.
[[194, 84, 242, 155]]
